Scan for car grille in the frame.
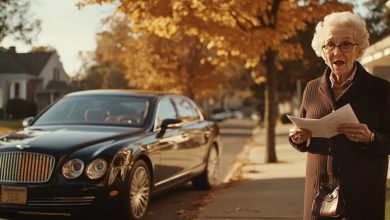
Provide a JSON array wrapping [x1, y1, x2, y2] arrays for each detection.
[[0, 152, 55, 183]]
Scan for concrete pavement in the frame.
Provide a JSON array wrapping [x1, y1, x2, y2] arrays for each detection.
[[196, 124, 306, 220]]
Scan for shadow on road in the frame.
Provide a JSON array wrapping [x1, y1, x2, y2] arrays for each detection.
[[197, 177, 304, 220]]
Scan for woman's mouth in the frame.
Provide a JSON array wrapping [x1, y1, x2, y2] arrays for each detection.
[[333, 60, 345, 66]]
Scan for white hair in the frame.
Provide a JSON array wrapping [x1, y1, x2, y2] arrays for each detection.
[[311, 11, 369, 60]]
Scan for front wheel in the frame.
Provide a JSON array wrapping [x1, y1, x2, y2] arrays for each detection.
[[121, 160, 151, 220], [192, 145, 219, 190]]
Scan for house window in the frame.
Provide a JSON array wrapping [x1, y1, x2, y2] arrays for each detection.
[[53, 68, 60, 81], [14, 83, 20, 98]]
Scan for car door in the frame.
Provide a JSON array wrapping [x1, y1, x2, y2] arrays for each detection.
[[172, 96, 209, 170], [153, 98, 188, 185]]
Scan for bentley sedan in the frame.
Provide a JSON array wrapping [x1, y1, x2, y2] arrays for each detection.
[[0, 90, 221, 219]]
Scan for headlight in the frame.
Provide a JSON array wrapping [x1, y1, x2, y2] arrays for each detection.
[[86, 158, 108, 180], [62, 159, 84, 179]]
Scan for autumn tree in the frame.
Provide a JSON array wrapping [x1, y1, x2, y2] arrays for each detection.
[[0, 0, 41, 44], [30, 46, 57, 53], [80, 0, 351, 162], [77, 63, 130, 90], [92, 16, 224, 102], [219, 64, 255, 111], [276, 24, 327, 103]]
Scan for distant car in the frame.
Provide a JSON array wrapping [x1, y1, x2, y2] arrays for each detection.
[[211, 109, 234, 121], [233, 111, 244, 119], [251, 111, 261, 121], [0, 90, 221, 219]]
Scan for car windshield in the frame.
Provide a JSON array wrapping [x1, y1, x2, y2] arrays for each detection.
[[33, 95, 150, 127]]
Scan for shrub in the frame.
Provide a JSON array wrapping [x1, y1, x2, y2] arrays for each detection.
[[6, 99, 37, 119]]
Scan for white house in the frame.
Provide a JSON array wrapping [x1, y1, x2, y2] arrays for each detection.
[[360, 35, 390, 82], [0, 47, 73, 118]]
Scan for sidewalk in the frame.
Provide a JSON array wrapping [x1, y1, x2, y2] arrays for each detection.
[[196, 124, 306, 220]]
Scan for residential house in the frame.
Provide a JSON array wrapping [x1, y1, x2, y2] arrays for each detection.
[[360, 35, 390, 82], [0, 47, 73, 118]]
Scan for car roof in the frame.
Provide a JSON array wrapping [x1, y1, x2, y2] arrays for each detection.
[[65, 89, 174, 99]]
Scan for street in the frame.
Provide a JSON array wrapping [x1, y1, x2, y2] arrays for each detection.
[[0, 119, 257, 220]]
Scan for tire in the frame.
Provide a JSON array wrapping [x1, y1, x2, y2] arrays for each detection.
[[192, 145, 219, 190], [121, 160, 151, 220]]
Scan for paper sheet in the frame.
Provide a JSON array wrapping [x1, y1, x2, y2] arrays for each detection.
[[287, 104, 359, 138]]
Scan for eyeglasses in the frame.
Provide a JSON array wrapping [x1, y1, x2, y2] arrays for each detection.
[[322, 41, 358, 53]]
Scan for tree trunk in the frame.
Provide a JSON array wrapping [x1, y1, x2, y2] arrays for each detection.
[[187, 86, 195, 101], [263, 49, 278, 163]]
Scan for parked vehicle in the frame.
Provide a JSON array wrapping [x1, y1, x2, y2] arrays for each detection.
[[211, 109, 234, 121], [0, 90, 221, 219], [251, 111, 261, 121]]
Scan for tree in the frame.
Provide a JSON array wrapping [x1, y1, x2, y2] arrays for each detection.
[[80, 0, 351, 162], [74, 41, 130, 91], [93, 16, 225, 102], [30, 46, 57, 53], [276, 24, 327, 103], [0, 0, 41, 44], [76, 63, 130, 90], [360, 0, 390, 44]]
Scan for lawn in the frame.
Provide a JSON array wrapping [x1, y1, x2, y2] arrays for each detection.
[[0, 119, 23, 134]]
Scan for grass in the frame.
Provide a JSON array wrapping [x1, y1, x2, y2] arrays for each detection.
[[0, 119, 23, 134]]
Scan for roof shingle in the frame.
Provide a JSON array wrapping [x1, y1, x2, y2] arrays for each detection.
[[0, 50, 53, 75]]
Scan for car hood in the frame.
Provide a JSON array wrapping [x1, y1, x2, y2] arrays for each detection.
[[0, 125, 144, 155]]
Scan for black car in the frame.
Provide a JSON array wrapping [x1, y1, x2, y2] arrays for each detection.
[[0, 90, 221, 219]]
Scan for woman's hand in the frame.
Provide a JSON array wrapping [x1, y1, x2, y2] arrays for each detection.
[[337, 123, 372, 142], [289, 127, 312, 144]]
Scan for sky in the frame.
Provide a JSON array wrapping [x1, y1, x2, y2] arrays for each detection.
[[1, 0, 117, 77]]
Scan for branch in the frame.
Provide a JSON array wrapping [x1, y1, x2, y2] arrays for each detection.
[[229, 11, 261, 32], [229, 11, 248, 31], [269, 0, 281, 28], [257, 15, 267, 27]]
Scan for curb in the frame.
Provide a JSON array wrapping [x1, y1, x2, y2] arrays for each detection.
[[222, 125, 261, 183], [222, 141, 256, 183]]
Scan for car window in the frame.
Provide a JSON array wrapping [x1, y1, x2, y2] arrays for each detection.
[[33, 96, 149, 127], [155, 99, 178, 129], [172, 97, 200, 122]]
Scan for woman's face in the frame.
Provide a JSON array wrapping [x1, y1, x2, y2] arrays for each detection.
[[323, 25, 361, 78]]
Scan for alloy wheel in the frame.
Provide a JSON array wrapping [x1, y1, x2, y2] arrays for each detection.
[[207, 147, 219, 186], [129, 165, 150, 219]]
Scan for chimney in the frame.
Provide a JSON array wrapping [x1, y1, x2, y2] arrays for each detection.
[[8, 46, 16, 53]]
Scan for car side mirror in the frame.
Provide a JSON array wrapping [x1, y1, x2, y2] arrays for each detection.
[[157, 119, 182, 138], [22, 116, 34, 127], [161, 118, 182, 130]]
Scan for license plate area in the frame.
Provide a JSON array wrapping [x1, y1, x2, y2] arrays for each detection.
[[1, 185, 27, 205]]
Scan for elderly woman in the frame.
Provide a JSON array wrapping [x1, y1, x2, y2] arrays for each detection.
[[289, 11, 390, 220]]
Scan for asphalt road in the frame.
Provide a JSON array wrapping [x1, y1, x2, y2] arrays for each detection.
[[0, 119, 257, 220]]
